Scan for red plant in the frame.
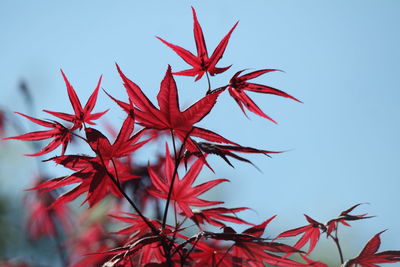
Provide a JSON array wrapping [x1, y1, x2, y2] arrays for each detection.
[[110, 64, 239, 159], [25, 178, 73, 240], [2, 6, 400, 267], [3, 112, 72, 156], [157, 7, 237, 81], [43, 70, 107, 130], [276, 214, 325, 255], [148, 144, 228, 218], [344, 231, 400, 267], [228, 69, 301, 123]]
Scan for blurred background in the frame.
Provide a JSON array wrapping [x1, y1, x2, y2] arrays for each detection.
[[1, 0, 400, 266]]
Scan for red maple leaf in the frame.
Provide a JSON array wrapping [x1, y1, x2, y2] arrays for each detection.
[[326, 203, 373, 236], [232, 217, 306, 267], [148, 144, 228, 217], [157, 7, 238, 81], [3, 112, 71, 156], [69, 222, 113, 267], [184, 141, 281, 169], [300, 254, 329, 267], [111, 213, 163, 242], [228, 69, 301, 123], [110, 64, 238, 156], [189, 207, 251, 228], [103, 235, 175, 267], [189, 241, 235, 267], [32, 113, 151, 206], [344, 231, 400, 267], [43, 70, 108, 130], [204, 217, 306, 267], [276, 214, 325, 255], [25, 178, 73, 240], [84, 110, 149, 161], [34, 155, 137, 207], [105, 212, 184, 266], [110, 213, 168, 265]]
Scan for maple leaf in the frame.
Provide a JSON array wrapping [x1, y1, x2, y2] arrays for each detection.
[[3, 112, 71, 156], [189, 241, 235, 267], [276, 214, 325, 255], [232, 218, 307, 267], [344, 231, 400, 267], [43, 70, 108, 130], [110, 64, 238, 156], [34, 155, 137, 207], [31, 112, 152, 207], [111, 213, 162, 243], [326, 203, 374, 236], [228, 69, 301, 123], [69, 222, 113, 267], [204, 217, 306, 267], [84, 110, 149, 161], [106, 212, 186, 266], [157, 7, 238, 81], [109, 213, 177, 266], [148, 144, 228, 217], [300, 254, 329, 267], [184, 141, 281, 169], [189, 207, 251, 228], [25, 178, 73, 240], [102, 235, 173, 267]]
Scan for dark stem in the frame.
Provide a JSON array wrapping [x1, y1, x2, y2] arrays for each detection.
[[208, 84, 229, 95], [179, 233, 202, 265], [206, 72, 212, 94], [162, 129, 192, 228], [110, 158, 121, 187], [70, 131, 88, 143], [216, 245, 234, 267], [97, 153, 157, 234], [329, 228, 344, 264], [155, 199, 162, 221], [170, 219, 193, 258], [173, 202, 178, 231], [98, 153, 174, 266], [170, 129, 178, 160]]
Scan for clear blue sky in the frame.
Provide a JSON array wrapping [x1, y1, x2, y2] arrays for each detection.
[[1, 0, 400, 262]]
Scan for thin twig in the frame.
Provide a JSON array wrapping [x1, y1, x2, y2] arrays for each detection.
[[97, 153, 157, 234], [216, 244, 234, 267], [162, 129, 192, 228], [110, 158, 121, 187], [328, 226, 344, 264], [98, 153, 174, 267], [206, 72, 212, 94], [70, 131, 88, 143], [180, 232, 203, 265]]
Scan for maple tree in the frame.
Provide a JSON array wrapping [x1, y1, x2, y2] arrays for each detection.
[[1, 6, 400, 267]]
